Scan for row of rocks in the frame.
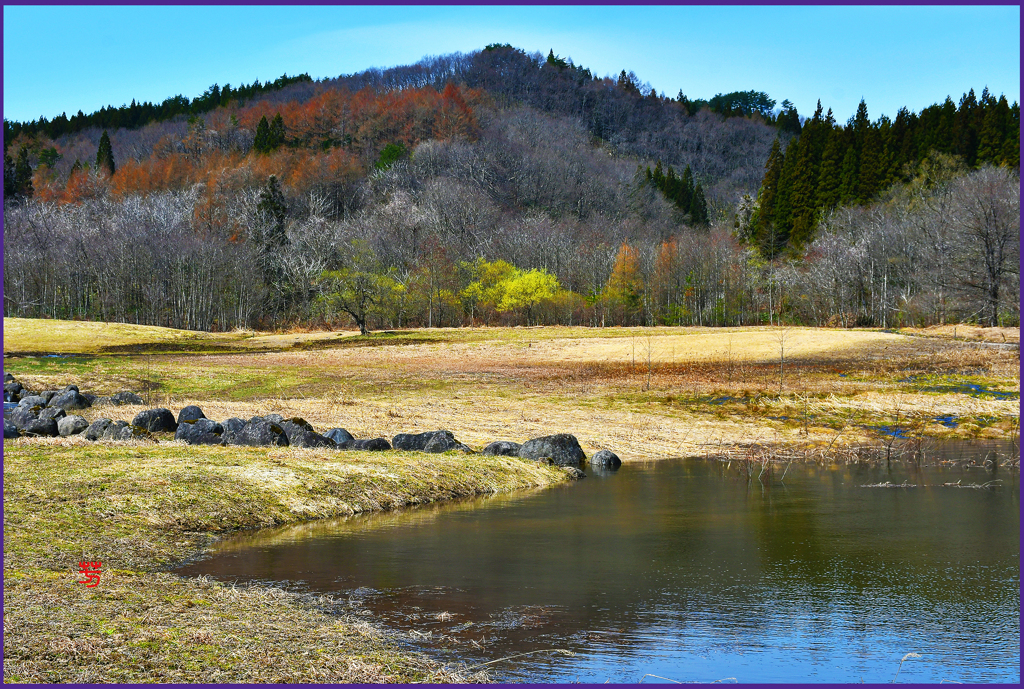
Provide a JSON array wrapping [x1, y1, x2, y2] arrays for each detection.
[[3, 374, 622, 469]]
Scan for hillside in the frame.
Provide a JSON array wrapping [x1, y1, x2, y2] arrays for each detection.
[[3, 45, 1020, 332]]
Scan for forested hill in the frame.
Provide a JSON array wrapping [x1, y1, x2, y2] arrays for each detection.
[[3, 45, 1020, 333]]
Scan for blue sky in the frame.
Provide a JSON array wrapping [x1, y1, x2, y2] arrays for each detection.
[[3, 5, 1020, 125]]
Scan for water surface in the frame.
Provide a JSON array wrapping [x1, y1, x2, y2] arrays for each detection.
[[179, 441, 1020, 683]]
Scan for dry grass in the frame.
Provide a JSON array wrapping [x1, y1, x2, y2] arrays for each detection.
[[2, 439, 567, 683], [3, 319, 1019, 682]]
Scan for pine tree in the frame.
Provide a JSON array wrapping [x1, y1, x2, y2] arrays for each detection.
[[257, 175, 288, 247], [3, 152, 18, 201], [270, 113, 286, 149], [838, 146, 858, 205], [96, 130, 115, 176], [977, 95, 1010, 165], [815, 133, 843, 211], [690, 182, 708, 226], [679, 165, 694, 215], [253, 115, 271, 153], [14, 146, 34, 199], [750, 139, 784, 256]]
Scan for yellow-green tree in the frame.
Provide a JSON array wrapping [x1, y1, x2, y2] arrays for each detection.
[[316, 242, 404, 334], [497, 268, 560, 325]]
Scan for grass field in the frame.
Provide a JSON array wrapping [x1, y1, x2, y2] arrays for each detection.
[[3, 318, 1019, 682]]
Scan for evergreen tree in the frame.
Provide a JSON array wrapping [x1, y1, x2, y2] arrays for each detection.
[[690, 182, 708, 226], [750, 139, 784, 255], [3, 152, 17, 202], [270, 113, 286, 148], [770, 138, 799, 253], [857, 126, 883, 202], [815, 132, 843, 211], [253, 115, 271, 153], [977, 95, 1010, 165], [96, 130, 115, 176], [14, 146, 34, 199], [679, 165, 694, 214], [838, 146, 858, 205], [256, 175, 288, 247]]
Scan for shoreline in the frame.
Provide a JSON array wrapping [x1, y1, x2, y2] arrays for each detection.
[[2, 440, 571, 683]]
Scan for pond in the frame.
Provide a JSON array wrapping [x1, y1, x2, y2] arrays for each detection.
[[177, 441, 1020, 683]]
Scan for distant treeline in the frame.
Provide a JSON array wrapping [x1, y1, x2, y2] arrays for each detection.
[[3, 73, 312, 142]]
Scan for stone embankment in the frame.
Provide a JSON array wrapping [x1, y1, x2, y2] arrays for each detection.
[[3, 374, 620, 472]]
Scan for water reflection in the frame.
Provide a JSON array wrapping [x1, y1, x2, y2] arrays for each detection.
[[178, 441, 1020, 683]]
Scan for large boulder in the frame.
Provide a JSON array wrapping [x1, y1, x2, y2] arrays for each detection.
[[17, 395, 48, 409], [38, 407, 67, 423], [84, 418, 113, 441], [49, 388, 90, 411], [57, 415, 89, 437], [481, 440, 522, 457], [109, 391, 145, 406], [324, 428, 354, 445], [4, 421, 20, 439], [22, 417, 58, 437], [518, 434, 586, 468], [220, 417, 246, 443], [175, 418, 224, 445], [38, 390, 59, 404], [10, 405, 41, 430], [590, 449, 622, 470], [176, 405, 206, 425], [392, 430, 471, 453], [101, 420, 130, 440], [263, 413, 285, 425], [279, 419, 336, 449], [132, 408, 177, 433], [338, 437, 391, 451], [60, 384, 80, 394], [4, 373, 14, 383], [225, 418, 289, 447]]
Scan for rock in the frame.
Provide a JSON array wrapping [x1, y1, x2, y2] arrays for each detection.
[[132, 408, 177, 433], [392, 429, 471, 453], [4, 381, 23, 401], [221, 417, 245, 442], [280, 419, 336, 449], [57, 415, 89, 437], [324, 428, 354, 445], [176, 405, 206, 425], [10, 405, 40, 430], [4, 373, 14, 383], [175, 418, 224, 445], [38, 407, 67, 422], [481, 440, 522, 457], [48, 389, 90, 411], [518, 433, 586, 468], [225, 418, 288, 447], [101, 421, 130, 440], [563, 466, 586, 480], [81, 393, 98, 405], [263, 413, 285, 424], [590, 449, 622, 469], [39, 390, 59, 404], [338, 437, 391, 451], [17, 395, 48, 409], [60, 384, 80, 394], [4, 421, 20, 439], [118, 424, 154, 441], [84, 418, 113, 441], [22, 417, 58, 437], [109, 391, 145, 406]]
